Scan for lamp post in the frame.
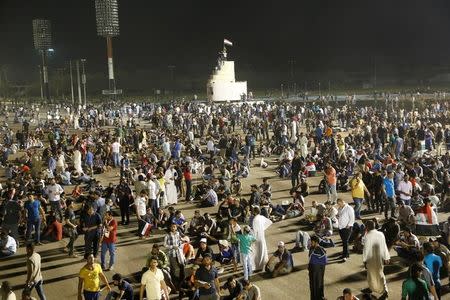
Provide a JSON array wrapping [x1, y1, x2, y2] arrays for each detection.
[[81, 59, 87, 106], [38, 65, 44, 100], [76, 60, 82, 106], [69, 60, 75, 105], [32, 19, 52, 102], [95, 0, 120, 97]]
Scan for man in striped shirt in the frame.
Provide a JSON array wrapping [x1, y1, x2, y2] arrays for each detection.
[[164, 223, 184, 286]]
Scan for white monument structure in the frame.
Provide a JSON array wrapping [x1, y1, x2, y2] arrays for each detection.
[[207, 39, 247, 102]]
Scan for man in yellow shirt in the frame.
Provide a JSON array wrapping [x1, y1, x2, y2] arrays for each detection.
[[350, 172, 370, 219], [78, 254, 111, 300]]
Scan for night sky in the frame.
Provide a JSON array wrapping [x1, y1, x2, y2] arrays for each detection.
[[2, 0, 450, 86]]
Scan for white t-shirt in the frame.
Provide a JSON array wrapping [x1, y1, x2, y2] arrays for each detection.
[[134, 196, 146, 216], [5, 235, 17, 253], [141, 268, 164, 300], [148, 180, 157, 200], [111, 142, 121, 153], [45, 184, 64, 202], [397, 180, 412, 200]]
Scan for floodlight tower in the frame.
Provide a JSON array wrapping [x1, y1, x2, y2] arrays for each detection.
[[32, 19, 52, 102], [95, 0, 120, 95]]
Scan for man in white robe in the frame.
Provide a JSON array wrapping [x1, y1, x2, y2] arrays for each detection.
[[251, 207, 272, 271], [73, 149, 83, 173], [164, 166, 178, 205], [299, 132, 309, 158], [362, 220, 390, 298]]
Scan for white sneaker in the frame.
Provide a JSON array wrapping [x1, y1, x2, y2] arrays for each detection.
[[217, 268, 225, 274]]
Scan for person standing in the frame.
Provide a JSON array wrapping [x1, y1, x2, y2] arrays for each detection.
[[337, 198, 355, 262], [349, 173, 370, 219], [64, 199, 79, 258], [325, 162, 338, 204], [111, 139, 121, 168], [2, 195, 22, 243], [308, 236, 327, 300], [423, 242, 443, 300], [397, 174, 413, 206], [251, 207, 272, 271], [116, 178, 133, 225], [78, 254, 111, 300], [24, 192, 46, 245], [25, 243, 47, 300], [44, 178, 64, 221], [236, 226, 256, 280], [362, 220, 390, 299], [147, 175, 158, 223], [164, 223, 184, 285], [401, 263, 430, 300], [140, 257, 169, 300], [382, 171, 396, 219], [291, 152, 302, 188], [101, 211, 117, 271], [194, 253, 221, 300], [164, 165, 178, 205], [134, 190, 148, 239], [183, 165, 192, 202], [82, 206, 102, 259]]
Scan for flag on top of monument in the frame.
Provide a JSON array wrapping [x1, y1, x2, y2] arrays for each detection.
[[224, 39, 233, 46]]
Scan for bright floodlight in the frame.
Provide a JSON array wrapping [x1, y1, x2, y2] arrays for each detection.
[[95, 0, 120, 37], [32, 19, 52, 50]]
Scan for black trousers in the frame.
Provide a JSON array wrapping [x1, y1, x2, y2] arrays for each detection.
[[339, 227, 352, 258], [119, 199, 130, 223], [185, 180, 192, 201], [84, 231, 100, 258], [309, 263, 325, 300]]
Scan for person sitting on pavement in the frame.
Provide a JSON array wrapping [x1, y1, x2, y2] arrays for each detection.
[[107, 273, 134, 300], [0, 230, 17, 258], [220, 275, 244, 300], [397, 200, 415, 229], [265, 241, 294, 277], [394, 227, 421, 261], [194, 238, 214, 265], [214, 240, 237, 273], [336, 288, 360, 300]]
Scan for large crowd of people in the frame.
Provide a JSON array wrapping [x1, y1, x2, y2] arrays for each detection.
[[0, 96, 449, 300]]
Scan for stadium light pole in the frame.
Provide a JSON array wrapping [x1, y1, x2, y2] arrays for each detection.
[[69, 60, 75, 105], [95, 0, 120, 98], [38, 65, 44, 100], [76, 60, 82, 106], [81, 59, 87, 106], [32, 19, 52, 102]]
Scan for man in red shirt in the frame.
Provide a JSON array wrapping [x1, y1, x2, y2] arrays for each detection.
[[101, 211, 117, 271], [184, 165, 193, 202], [43, 214, 63, 242], [325, 162, 338, 204]]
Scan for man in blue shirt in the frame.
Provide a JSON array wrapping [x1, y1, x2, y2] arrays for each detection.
[[110, 273, 133, 300], [382, 171, 396, 219], [24, 192, 46, 245], [423, 242, 443, 299], [85, 149, 94, 176], [195, 253, 220, 299]]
